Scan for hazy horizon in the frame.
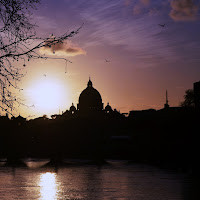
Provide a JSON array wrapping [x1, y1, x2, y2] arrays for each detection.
[[1, 0, 200, 118]]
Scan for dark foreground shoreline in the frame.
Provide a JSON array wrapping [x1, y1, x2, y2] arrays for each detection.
[[0, 156, 193, 173]]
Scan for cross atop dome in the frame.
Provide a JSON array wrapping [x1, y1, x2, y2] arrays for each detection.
[[87, 77, 93, 87]]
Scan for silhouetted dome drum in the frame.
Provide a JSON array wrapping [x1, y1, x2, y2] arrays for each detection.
[[105, 103, 112, 113], [77, 78, 103, 112], [70, 103, 76, 114]]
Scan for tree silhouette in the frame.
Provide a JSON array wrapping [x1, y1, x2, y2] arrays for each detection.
[[180, 89, 195, 107], [0, 0, 81, 115]]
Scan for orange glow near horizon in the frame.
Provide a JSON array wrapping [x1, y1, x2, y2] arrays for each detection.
[[26, 77, 71, 117], [5, 56, 189, 119]]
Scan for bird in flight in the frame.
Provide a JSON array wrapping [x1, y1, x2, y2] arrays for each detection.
[[43, 74, 46, 77], [158, 24, 165, 27], [105, 59, 111, 62]]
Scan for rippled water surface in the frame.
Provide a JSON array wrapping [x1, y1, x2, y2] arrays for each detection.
[[0, 161, 190, 200]]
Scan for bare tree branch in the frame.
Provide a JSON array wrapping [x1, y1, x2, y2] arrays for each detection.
[[0, 0, 82, 116]]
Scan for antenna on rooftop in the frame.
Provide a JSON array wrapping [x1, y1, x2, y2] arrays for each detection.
[[164, 90, 169, 109], [166, 90, 168, 104]]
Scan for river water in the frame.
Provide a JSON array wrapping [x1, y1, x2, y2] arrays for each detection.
[[0, 160, 191, 200]]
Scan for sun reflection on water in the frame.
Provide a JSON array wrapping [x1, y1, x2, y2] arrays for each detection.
[[39, 172, 58, 200]]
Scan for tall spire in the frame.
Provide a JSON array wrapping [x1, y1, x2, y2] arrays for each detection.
[[166, 90, 168, 104], [164, 90, 169, 109]]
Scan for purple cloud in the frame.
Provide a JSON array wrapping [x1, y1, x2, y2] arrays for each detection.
[[40, 39, 86, 57], [169, 0, 199, 21]]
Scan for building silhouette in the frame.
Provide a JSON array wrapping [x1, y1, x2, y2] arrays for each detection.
[[11, 115, 26, 126], [0, 79, 195, 171], [54, 77, 124, 120], [77, 78, 104, 113], [69, 103, 76, 114], [105, 103, 113, 113], [194, 80, 200, 110]]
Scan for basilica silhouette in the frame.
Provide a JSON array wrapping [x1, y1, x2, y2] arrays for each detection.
[[54, 77, 123, 120]]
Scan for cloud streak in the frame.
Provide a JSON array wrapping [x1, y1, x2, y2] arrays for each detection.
[[40, 39, 86, 57], [41, 0, 200, 68], [169, 0, 199, 21], [133, 0, 151, 15]]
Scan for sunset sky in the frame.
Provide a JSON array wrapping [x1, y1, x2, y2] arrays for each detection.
[[10, 0, 200, 118]]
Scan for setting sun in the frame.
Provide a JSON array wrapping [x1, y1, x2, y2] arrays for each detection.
[[28, 78, 70, 116]]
